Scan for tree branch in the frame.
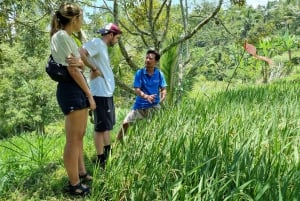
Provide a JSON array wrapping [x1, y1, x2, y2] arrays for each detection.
[[160, 0, 223, 55], [114, 76, 135, 95], [160, 0, 172, 50]]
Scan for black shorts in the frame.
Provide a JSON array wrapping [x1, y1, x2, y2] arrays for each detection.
[[56, 81, 89, 115], [93, 96, 115, 132]]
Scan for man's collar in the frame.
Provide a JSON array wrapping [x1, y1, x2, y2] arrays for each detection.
[[143, 67, 157, 74]]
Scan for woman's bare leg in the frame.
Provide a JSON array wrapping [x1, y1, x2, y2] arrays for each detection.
[[64, 109, 88, 185], [78, 109, 89, 176]]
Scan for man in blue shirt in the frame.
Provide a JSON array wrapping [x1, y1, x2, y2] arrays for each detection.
[[117, 50, 167, 140]]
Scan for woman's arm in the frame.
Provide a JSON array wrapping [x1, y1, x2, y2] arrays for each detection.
[[66, 57, 96, 110], [66, 54, 85, 70]]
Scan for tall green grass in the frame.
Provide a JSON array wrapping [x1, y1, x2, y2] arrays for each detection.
[[1, 80, 300, 200], [98, 80, 300, 200]]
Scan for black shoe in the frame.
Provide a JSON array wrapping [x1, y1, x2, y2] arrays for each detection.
[[96, 159, 106, 169], [92, 157, 106, 169], [79, 172, 93, 183], [68, 182, 90, 196]]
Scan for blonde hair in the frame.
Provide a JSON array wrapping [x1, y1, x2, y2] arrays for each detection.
[[50, 2, 82, 37]]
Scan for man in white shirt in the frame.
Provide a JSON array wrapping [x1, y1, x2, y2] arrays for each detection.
[[79, 23, 122, 167]]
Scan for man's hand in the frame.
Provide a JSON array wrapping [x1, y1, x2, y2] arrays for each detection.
[[145, 94, 156, 103], [87, 95, 96, 110], [90, 69, 103, 80]]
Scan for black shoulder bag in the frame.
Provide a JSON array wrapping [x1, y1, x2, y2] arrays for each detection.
[[46, 55, 72, 82]]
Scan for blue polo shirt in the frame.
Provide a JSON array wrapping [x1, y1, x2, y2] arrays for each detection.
[[132, 67, 167, 110]]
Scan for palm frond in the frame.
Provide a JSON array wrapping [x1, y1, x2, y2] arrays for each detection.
[[160, 45, 179, 104]]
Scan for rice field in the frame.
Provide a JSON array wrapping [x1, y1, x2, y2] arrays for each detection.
[[0, 80, 300, 200]]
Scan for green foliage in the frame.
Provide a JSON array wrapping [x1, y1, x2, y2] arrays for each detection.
[[160, 42, 179, 104], [19, 24, 49, 57], [3, 80, 300, 200], [110, 46, 136, 107], [0, 132, 64, 199], [99, 80, 300, 200], [1, 2, 300, 199], [0, 43, 62, 137], [188, 1, 300, 84]]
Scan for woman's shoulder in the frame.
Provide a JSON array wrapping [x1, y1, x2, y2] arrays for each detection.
[[52, 30, 71, 41]]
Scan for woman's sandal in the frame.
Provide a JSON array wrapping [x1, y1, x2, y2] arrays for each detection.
[[68, 182, 90, 196], [79, 172, 93, 182]]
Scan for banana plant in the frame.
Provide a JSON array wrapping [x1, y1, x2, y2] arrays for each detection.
[[281, 30, 297, 61], [258, 37, 274, 83]]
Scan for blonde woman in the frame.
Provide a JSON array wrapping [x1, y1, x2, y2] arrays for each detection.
[[50, 2, 95, 196]]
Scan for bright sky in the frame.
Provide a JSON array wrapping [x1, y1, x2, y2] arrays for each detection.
[[189, 0, 276, 9], [88, 0, 274, 9], [246, 0, 272, 7]]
